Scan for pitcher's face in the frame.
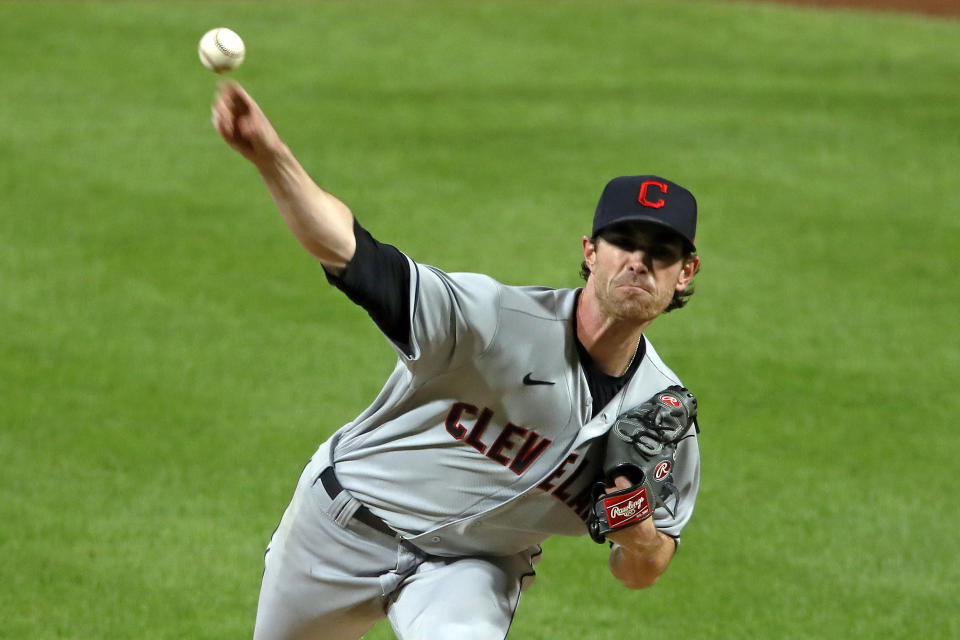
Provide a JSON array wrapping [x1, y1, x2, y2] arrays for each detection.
[[583, 223, 696, 323]]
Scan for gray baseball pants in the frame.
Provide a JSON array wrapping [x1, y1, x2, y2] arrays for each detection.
[[252, 441, 538, 640]]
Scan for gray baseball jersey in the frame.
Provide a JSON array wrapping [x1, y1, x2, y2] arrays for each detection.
[[325, 254, 701, 557], [254, 250, 702, 640]]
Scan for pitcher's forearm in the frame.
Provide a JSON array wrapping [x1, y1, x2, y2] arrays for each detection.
[[256, 145, 357, 271], [608, 529, 675, 589]]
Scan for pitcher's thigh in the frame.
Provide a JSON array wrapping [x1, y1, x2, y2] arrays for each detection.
[[252, 479, 396, 640], [387, 555, 531, 640]]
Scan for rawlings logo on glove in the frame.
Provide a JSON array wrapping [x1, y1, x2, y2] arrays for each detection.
[[604, 486, 651, 525], [587, 385, 698, 544]]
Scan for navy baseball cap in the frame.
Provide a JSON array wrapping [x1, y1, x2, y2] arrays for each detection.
[[592, 175, 697, 252]]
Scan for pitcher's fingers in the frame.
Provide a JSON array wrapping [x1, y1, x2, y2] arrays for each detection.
[[211, 101, 235, 139], [219, 81, 254, 118], [223, 81, 254, 105], [211, 87, 232, 124], [236, 112, 259, 140]]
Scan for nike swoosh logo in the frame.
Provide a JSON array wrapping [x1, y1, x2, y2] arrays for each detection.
[[523, 373, 555, 386]]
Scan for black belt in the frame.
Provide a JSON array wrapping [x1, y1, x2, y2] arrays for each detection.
[[318, 467, 396, 538]]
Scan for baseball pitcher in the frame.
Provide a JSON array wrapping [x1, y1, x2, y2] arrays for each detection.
[[211, 81, 703, 640]]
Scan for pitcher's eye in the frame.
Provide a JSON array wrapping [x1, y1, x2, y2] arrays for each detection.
[[648, 245, 681, 262]]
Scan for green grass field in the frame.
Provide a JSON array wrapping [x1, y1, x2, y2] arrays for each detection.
[[2, 1, 958, 638]]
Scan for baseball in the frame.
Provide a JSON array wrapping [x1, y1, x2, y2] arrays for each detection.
[[198, 28, 245, 74]]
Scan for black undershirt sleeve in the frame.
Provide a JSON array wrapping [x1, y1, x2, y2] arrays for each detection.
[[323, 218, 412, 354]]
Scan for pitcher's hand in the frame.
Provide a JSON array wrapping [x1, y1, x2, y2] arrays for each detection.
[[211, 81, 285, 167]]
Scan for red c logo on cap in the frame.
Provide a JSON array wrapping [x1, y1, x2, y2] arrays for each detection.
[[638, 181, 668, 209]]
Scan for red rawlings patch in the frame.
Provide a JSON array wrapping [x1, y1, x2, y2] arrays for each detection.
[[603, 486, 651, 529], [660, 394, 681, 408]]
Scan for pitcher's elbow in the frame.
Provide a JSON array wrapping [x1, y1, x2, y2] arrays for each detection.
[[618, 572, 659, 590]]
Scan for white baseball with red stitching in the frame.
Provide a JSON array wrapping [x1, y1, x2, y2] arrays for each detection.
[[198, 28, 245, 74]]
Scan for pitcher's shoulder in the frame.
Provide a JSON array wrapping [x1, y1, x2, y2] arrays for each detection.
[[638, 336, 685, 385], [498, 284, 579, 322]]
